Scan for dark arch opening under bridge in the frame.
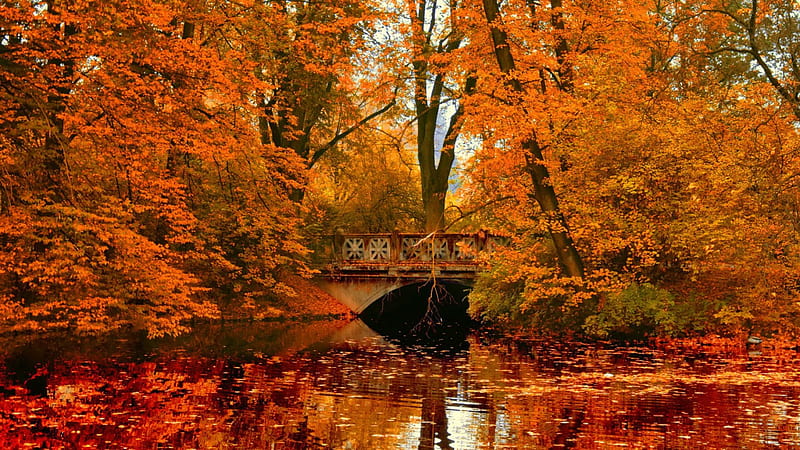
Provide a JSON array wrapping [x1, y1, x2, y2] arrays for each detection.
[[359, 281, 474, 341]]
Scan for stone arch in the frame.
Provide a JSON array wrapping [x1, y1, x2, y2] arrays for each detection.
[[314, 277, 425, 314]]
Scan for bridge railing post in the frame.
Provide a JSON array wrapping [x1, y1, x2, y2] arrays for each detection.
[[391, 229, 400, 262], [333, 228, 345, 261]]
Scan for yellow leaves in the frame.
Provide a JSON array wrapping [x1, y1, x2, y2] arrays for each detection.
[[608, 173, 649, 197]]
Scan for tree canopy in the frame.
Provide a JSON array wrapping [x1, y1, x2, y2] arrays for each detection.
[[2, 0, 800, 338]]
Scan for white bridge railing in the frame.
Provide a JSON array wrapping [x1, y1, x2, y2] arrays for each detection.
[[332, 231, 509, 263]]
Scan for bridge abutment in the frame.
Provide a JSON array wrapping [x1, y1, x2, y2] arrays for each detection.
[[313, 277, 410, 314]]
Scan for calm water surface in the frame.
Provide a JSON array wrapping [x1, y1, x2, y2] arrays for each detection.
[[2, 319, 800, 449]]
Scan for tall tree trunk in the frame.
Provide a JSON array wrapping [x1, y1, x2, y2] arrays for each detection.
[[418, 93, 450, 231], [409, 0, 472, 232], [415, 67, 453, 232], [423, 190, 446, 232], [482, 0, 585, 278]]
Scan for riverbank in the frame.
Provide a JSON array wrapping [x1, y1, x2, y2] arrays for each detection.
[[218, 274, 354, 321]]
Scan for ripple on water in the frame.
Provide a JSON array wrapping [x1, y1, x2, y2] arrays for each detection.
[[1, 322, 800, 448]]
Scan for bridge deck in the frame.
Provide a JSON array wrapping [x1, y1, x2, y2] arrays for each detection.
[[327, 262, 481, 280]]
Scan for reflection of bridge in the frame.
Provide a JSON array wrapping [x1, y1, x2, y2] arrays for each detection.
[[315, 231, 508, 314]]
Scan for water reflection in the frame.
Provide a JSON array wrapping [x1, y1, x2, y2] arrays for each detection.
[[2, 320, 800, 448]]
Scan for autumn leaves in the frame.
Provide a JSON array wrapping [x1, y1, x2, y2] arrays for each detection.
[[1, 0, 799, 338], [459, 0, 800, 336]]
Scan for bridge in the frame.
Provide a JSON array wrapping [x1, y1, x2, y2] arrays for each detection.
[[315, 231, 507, 314]]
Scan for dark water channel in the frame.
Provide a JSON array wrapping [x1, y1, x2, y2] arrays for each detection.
[[2, 319, 800, 449]]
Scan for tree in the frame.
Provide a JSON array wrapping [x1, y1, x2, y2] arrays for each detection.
[[463, 0, 800, 336], [694, 0, 800, 120], [404, 0, 475, 232], [306, 124, 424, 235], [248, 0, 397, 200], [0, 0, 335, 336], [480, 0, 585, 279]]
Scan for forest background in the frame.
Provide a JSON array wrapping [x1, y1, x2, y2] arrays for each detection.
[[1, 0, 799, 340]]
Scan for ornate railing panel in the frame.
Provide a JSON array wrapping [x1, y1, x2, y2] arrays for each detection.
[[333, 231, 507, 263], [368, 237, 391, 260], [343, 237, 365, 260]]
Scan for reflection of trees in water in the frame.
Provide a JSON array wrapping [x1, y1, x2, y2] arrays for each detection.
[[419, 378, 453, 450], [552, 406, 586, 449], [287, 416, 323, 448], [3, 328, 800, 448]]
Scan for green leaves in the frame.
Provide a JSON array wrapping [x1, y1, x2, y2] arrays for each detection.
[[583, 283, 678, 339]]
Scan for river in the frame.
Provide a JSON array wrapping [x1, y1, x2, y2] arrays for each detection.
[[1, 319, 800, 449]]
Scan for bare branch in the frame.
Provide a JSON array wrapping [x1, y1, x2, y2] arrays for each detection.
[[442, 195, 515, 231], [308, 96, 397, 167]]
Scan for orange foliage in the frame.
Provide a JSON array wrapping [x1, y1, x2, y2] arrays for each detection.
[[0, 0, 383, 336], [456, 0, 800, 336], [3, 0, 800, 338]]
